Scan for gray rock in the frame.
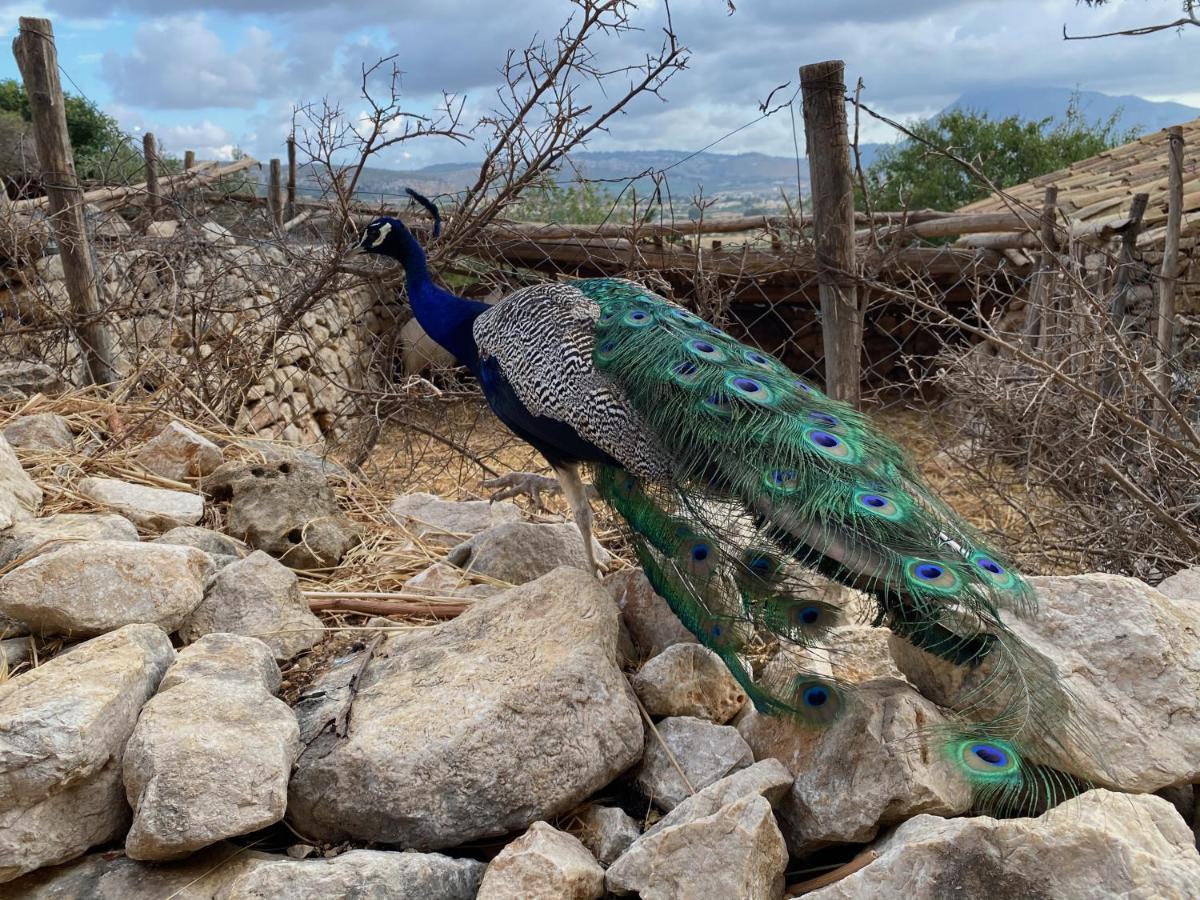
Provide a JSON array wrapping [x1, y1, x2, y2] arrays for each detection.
[[1, 842, 269, 899], [0, 432, 41, 529], [892, 573, 1200, 793], [405, 561, 504, 600], [135, 421, 224, 481], [123, 634, 300, 860], [446, 521, 610, 584], [738, 675, 973, 855], [204, 459, 358, 570], [0, 624, 175, 882], [644, 759, 794, 839], [390, 491, 522, 548], [605, 569, 696, 659], [807, 790, 1200, 900], [288, 567, 643, 849], [0, 635, 32, 672], [573, 805, 641, 867], [0, 512, 139, 569], [145, 219, 179, 239], [606, 794, 788, 900], [632, 643, 747, 723], [153, 525, 249, 559], [824, 625, 907, 684], [0, 361, 68, 399], [178, 550, 324, 659], [636, 716, 755, 811], [478, 821, 605, 900], [2, 413, 74, 450], [0, 540, 212, 638], [78, 476, 203, 531], [199, 221, 235, 246], [1159, 566, 1200, 604], [217, 849, 485, 900]]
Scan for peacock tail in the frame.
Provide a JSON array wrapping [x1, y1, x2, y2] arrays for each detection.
[[574, 276, 1093, 815]]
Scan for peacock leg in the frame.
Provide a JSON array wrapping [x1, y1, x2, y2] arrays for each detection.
[[481, 472, 562, 511], [552, 462, 605, 578]]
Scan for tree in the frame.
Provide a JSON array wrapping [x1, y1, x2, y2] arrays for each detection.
[[861, 98, 1137, 212], [1068, 1, 1198, 38]]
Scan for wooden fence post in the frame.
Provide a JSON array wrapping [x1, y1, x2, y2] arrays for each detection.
[[286, 135, 297, 222], [1157, 125, 1184, 410], [1022, 186, 1059, 350], [1110, 192, 1150, 329], [13, 17, 118, 386], [183, 149, 196, 171], [268, 158, 283, 228], [142, 132, 159, 213], [800, 60, 860, 407]]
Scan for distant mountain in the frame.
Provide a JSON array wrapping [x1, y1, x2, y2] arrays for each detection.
[[948, 86, 1198, 137], [294, 87, 1195, 213]]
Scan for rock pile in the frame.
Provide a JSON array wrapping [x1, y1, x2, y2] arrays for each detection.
[[1, 410, 1199, 898]]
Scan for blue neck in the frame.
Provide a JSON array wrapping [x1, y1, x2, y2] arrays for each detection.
[[389, 230, 488, 371]]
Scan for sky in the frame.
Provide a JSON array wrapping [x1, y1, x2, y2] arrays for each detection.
[[1, 0, 1197, 169]]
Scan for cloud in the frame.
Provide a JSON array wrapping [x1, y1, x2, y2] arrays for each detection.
[[101, 17, 286, 109]]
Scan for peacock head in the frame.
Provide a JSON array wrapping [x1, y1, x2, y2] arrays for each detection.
[[352, 188, 442, 266]]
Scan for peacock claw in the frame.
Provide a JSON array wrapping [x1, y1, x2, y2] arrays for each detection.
[[482, 472, 562, 511]]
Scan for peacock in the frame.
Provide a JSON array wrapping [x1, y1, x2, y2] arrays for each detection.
[[354, 190, 1094, 815]]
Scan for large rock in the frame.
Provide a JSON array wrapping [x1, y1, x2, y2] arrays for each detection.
[[808, 790, 1200, 899], [135, 421, 224, 481], [288, 567, 643, 849], [153, 525, 249, 559], [823, 625, 907, 684], [445, 521, 610, 584], [0, 361, 68, 399], [642, 759, 794, 839], [635, 716, 754, 811], [78, 476, 203, 531], [892, 574, 1200, 793], [217, 849, 486, 900], [3, 413, 74, 450], [477, 821, 604, 900], [390, 491, 522, 548], [1159, 566, 1200, 604], [573, 805, 641, 867], [178, 551, 323, 659], [123, 634, 300, 860], [632, 643, 746, 723], [0, 512, 138, 569], [0, 624, 175, 882], [204, 459, 358, 570], [606, 794, 788, 900], [406, 561, 504, 600], [738, 674, 972, 854], [0, 540, 212, 638], [0, 432, 40, 529], [605, 569, 696, 660]]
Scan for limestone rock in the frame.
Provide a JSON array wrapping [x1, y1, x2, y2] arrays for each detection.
[[145, 219, 179, 239], [0, 624, 175, 882], [605, 569, 696, 659], [892, 574, 1200, 793], [0, 361, 68, 399], [446, 521, 610, 584], [1159, 566, 1200, 605], [199, 221, 235, 246], [0, 512, 138, 569], [178, 550, 323, 659], [204, 459, 358, 570], [288, 567, 643, 849], [406, 561, 504, 600], [123, 634, 300, 860], [389, 491, 522, 548], [606, 794, 788, 900], [2, 413, 74, 450], [399, 316, 457, 377], [78, 476, 203, 531], [738, 674, 972, 854], [632, 643, 747, 723], [573, 805, 641, 867], [0, 433, 40, 529], [153, 525, 249, 559], [0, 540, 212, 638], [478, 821, 604, 900], [807, 790, 1200, 900], [217, 849, 485, 900], [635, 716, 754, 811], [643, 758, 794, 839], [135, 421, 223, 481], [824, 625, 907, 685]]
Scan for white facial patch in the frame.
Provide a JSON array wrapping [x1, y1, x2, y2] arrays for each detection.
[[370, 222, 392, 248]]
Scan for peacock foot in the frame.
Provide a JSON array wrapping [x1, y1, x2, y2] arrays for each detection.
[[481, 472, 563, 511]]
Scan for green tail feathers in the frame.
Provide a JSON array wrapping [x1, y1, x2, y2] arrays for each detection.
[[580, 277, 1090, 814]]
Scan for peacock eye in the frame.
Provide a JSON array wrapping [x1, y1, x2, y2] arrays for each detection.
[[810, 431, 839, 449], [808, 411, 839, 427], [799, 606, 820, 625], [802, 686, 828, 707], [915, 563, 944, 580], [794, 380, 814, 393], [972, 744, 1007, 766], [977, 557, 1004, 575]]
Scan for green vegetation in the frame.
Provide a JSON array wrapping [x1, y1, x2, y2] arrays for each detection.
[[509, 178, 631, 225], [0, 77, 148, 183], [862, 97, 1138, 211]]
